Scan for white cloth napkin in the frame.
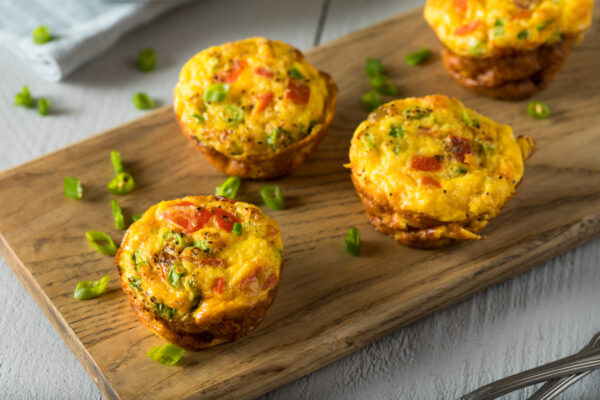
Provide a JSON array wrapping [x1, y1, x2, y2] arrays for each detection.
[[0, 0, 187, 82]]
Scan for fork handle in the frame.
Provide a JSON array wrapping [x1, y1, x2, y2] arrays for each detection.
[[459, 350, 600, 400], [526, 370, 593, 400]]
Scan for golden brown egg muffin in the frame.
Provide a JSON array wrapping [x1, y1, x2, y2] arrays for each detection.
[[174, 37, 338, 179], [115, 195, 283, 349], [424, 0, 593, 99], [348, 95, 535, 248]]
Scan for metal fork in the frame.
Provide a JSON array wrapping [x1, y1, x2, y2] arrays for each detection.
[[459, 332, 600, 400]]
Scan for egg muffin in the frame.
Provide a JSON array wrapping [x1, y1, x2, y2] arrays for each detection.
[[174, 37, 338, 179], [115, 196, 283, 349], [424, 0, 593, 99], [348, 95, 535, 248]]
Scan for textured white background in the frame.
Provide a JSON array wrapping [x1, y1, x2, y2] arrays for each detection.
[[0, 1, 599, 399]]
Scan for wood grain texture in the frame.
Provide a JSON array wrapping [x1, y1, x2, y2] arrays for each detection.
[[0, 6, 599, 400]]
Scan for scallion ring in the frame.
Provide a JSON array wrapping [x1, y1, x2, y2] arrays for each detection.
[[365, 58, 385, 78], [203, 83, 229, 103], [138, 48, 157, 72], [345, 227, 361, 256], [85, 231, 117, 256], [232, 222, 242, 236], [64, 177, 83, 199], [405, 47, 432, 66], [527, 101, 550, 119], [73, 275, 110, 300], [14, 86, 34, 108], [132, 92, 155, 110], [361, 90, 383, 112], [146, 343, 185, 365], [107, 172, 135, 195], [260, 185, 285, 210], [110, 150, 123, 175], [111, 200, 125, 230], [131, 213, 143, 223], [33, 25, 51, 44], [37, 98, 50, 116], [215, 176, 241, 199]]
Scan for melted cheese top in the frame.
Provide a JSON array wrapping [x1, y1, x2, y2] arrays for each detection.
[[424, 0, 593, 56], [174, 37, 330, 158], [349, 95, 530, 223], [116, 196, 283, 323]]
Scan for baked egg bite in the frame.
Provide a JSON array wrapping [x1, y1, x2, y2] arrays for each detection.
[[424, 0, 593, 99], [174, 37, 338, 179], [348, 95, 535, 248], [115, 195, 283, 349]]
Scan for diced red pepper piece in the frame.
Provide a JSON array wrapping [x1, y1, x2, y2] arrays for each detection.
[[218, 59, 247, 83], [411, 155, 443, 171], [420, 176, 442, 188], [215, 277, 224, 294], [213, 208, 239, 232], [285, 80, 310, 105], [162, 205, 212, 234], [454, 20, 481, 35], [453, 0, 467, 12], [254, 66, 274, 78], [256, 92, 274, 112]]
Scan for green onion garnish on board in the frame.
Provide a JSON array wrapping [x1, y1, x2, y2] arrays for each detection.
[[365, 58, 385, 78], [138, 48, 157, 72], [73, 275, 110, 300], [111, 199, 125, 230], [85, 231, 117, 256], [64, 177, 83, 199], [111, 150, 124, 175], [215, 176, 241, 199], [405, 47, 432, 66], [527, 101, 550, 119], [132, 92, 155, 110], [361, 90, 383, 112], [260, 185, 285, 210], [146, 343, 185, 365], [345, 227, 361, 257], [107, 172, 135, 195]]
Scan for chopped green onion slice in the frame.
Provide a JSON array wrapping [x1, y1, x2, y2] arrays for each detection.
[[365, 58, 385, 78], [192, 113, 205, 123], [223, 104, 244, 126], [215, 176, 241, 199], [131, 213, 143, 223], [193, 240, 211, 252], [345, 227, 361, 256], [14, 86, 34, 108], [402, 105, 432, 120], [132, 92, 155, 110], [527, 101, 550, 119], [203, 83, 229, 103], [361, 90, 383, 112], [361, 133, 375, 150], [260, 185, 285, 210], [85, 231, 117, 256], [110, 150, 123, 175], [111, 199, 125, 230], [74, 275, 110, 300], [536, 19, 553, 31], [462, 110, 480, 128], [232, 222, 242, 236], [167, 266, 184, 288], [33, 25, 51, 44], [389, 124, 404, 138], [369, 75, 398, 95], [517, 30, 529, 40], [107, 172, 135, 195], [138, 48, 157, 72], [146, 343, 185, 365], [289, 66, 303, 80], [493, 19, 505, 37], [405, 47, 432, 66], [64, 177, 83, 199], [128, 277, 142, 291], [37, 97, 50, 116]]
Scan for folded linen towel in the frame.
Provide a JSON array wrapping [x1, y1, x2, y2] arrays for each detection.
[[0, 0, 187, 82]]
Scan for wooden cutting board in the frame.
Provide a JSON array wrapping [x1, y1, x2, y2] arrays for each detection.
[[1, 6, 599, 400]]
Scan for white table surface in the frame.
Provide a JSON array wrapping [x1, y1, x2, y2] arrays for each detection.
[[0, 1, 599, 399]]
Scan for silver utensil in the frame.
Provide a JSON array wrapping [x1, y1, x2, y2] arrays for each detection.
[[527, 332, 600, 400], [459, 333, 600, 400]]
